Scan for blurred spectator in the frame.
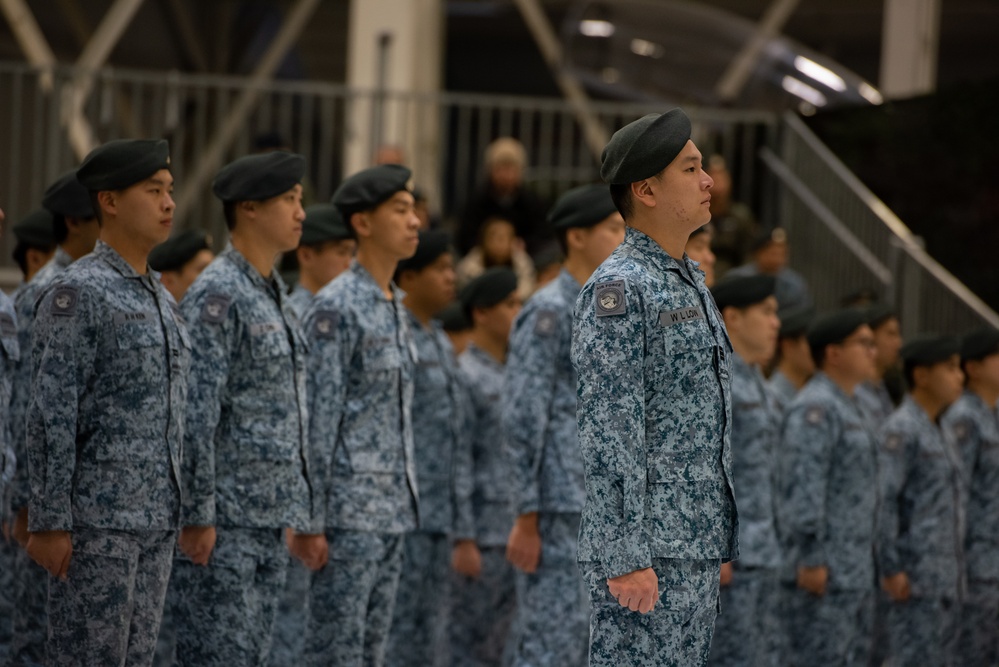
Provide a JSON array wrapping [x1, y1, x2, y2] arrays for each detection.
[[706, 155, 759, 278], [374, 144, 406, 166], [727, 228, 812, 312], [456, 216, 535, 302], [457, 138, 549, 256], [148, 230, 215, 303]]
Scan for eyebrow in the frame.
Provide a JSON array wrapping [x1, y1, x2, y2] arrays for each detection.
[[147, 178, 173, 187]]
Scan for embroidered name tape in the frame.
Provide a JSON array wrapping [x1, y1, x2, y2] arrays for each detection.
[[659, 306, 704, 327]]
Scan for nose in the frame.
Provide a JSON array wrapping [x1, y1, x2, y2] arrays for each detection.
[[164, 193, 176, 212]]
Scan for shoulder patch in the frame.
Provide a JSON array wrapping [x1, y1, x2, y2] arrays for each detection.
[[50, 286, 79, 317], [951, 420, 969, 441], [805, 406, 824, 425], [200, 294, 232, 324], [594, 280, 626, 317], [534, 310, 558, 336], [312, 310, 339, 339]]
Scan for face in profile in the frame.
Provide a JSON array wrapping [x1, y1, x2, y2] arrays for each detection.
[[480, 218, 516, 266]]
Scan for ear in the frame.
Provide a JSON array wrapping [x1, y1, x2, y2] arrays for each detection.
[[350, 211, 371, 239], [97, 191, 117, 218], [631, 178, 657, 210], [912, 364, 929, 389], [565, 227, 586, 252]]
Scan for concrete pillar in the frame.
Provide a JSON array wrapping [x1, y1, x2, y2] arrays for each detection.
[[344, 0, 444, 207], [879, 0, 941, 100]]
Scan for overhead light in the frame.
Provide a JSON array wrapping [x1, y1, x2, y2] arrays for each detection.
[[579, 19, 615, 37], [630, 38, 664, 58], [858, 81, 884, 105], [782, 76, 827, 107], [794, 56, 846, 92]]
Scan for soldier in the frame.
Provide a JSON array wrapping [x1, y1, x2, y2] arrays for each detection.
[[9, 169, 99, 667], [170, 151, 325, 666], [707, 275, 782, 667], [778, 309, 879, 666], [855, 305, 903, 428], [503, 184, 623, 667], [572, 108, 739, 665], [768, 306, 815, 410], [878, 335, 965, 667], [684, 223, 716, 287], [386, 230, 474, 667], [286, 203, 355, 318], [147, 229, 214, 303], [302, 164, 420, 666], [24, 139, 188, 665], [726, 229, 812, 312], [438, 301, 472, 356], [451, 267, 521, 666], [10, 210, 57, 285], [942, 328, 999, 666]]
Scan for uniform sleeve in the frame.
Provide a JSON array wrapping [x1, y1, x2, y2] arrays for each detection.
[[571, 278, 649, 579], [876, 426, 912, 577], [8, 287, 38, 512], [26, 285, 99, 532], [303, 302, 357, 534], [778, 401, 837, 567], [942, 411, 981, 483], [450, 368, 476, 541], [178, 290, 235, 526], [502, 306, 561, 515]]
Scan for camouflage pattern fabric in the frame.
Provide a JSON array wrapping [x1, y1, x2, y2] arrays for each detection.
[[385, 531, 451, 667], [450, 546, 516, 667]]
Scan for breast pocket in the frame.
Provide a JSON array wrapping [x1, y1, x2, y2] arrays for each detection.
[[115, 319, 162, 350], [250, 326, 292, 359], [362, 341, 402, 372], [660, 318, 718, 398]]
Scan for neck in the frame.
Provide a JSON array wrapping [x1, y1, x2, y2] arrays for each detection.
[[563, 254, 596, 288], [61, 237, 91, 261], [99, 225, 150, 275], [730, 339, 762, 367], [298, 271, 322, 295], [470, 329, 506, 364], [629, 216, 691, 260], [911, 387, 946, 421], [356, 245, 397, 297], [403, 296, 437, 327], [968, 380, 999, 409], [231, 233, 279, 278], [777, 359, 810, 390], [823, 366, 860, 397]]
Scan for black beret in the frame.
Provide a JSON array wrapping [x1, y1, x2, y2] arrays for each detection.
[[436, 301, 470, 332], [148, 230, 213, 272], [459, 267, 518, 319], [213, 151, 304, 202], [300, 204, 351, 246], [960, 328, 999, 362], [865, 304, 897, 330], [332, 164, 413, 218], [750, 227, 788, 253], [77, 139, 171, 191], [396, 230, 451, 274], [807, 308, 869, 350], [43, 170, 95, 219], [549, 184, 618, 230], [600, 109, 691, 185], [778, 305, 815, 339], [712, 274, 776, 311], [901, 334, 960, 366], [12, 209, 56, 248]]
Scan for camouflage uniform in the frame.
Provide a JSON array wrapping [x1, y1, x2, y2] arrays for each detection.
[[766, 369, 797, 411], [709, 355, 782, 667], [285, 283, 313, 320], [386, 311, 473, 667], [27, 240, 189, 666], [571, 228, 738, 666], [502, 269, 588, 667], [855, 379, 894, 430], [777, 371, 879, 666], [451, 342, 516, 666], [170, 245, 313, 666], [302, 260, 419, 667], [6, 247, 74, 666], [941, 391, 999, 667], [0, 291, 17, 662], [877, 396, 966, 667]]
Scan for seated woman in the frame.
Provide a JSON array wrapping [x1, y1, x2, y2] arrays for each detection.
[[456, 215, 535, 301]]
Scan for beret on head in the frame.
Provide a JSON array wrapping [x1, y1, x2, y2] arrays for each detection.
[[778, 305, 815, 339], [459, 267, 518, 320], [213, 151, 304, 202], [148, 230, 212, 272], [751, 227, 788, 253], [12, 209, 56, 248], [300, 204, 351, 246], [901, 334, 960, 366], [807, 308, 869, 350], [600, 109, 692, 185], [77, 139, 171, 191], [43, 170, 95, 218], [549, 184, 618, 231], [711, 274, 776, 311], [960, 327, 999, 362], [396, 230, 451, 275], [436, 301, 470, 333], [865, 304, 896, 330], [332, 164, 413, 218]]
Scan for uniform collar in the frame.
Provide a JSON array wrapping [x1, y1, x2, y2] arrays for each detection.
[[812, 370, 857, 405], [901, 394, 936, 428], [221, 244, 288, 296], [94, 239, 151, 283], [53, 246, 74, 269], [349, 259, 406, 303], [556, 268, 582, 300], [623, 227, 700, 287], [465, 341, 503, 370]]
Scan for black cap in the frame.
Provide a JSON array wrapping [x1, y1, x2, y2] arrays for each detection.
[[807, 308, 869, 350], [300, 204, 351, 246], [213, 151, 304, 202], [778, 305, 814, 339], [148, 230, 213, 272], [77, 139, 171, 191], [549, 184, 618, 230], [12, 209, 56, 248], [43, 170, 95, 219], [332, 164, 413, 219], [459, 267, 518, 320], [901, 334, 960, 366], [396, 230, 451, 274], [712, 274, 776, 311], [960, 328, 999, 362], [750, 227, 788, 253], [437, 301, 470, 332], [601, 109, 692, 184], [865, 304, 897, 330]]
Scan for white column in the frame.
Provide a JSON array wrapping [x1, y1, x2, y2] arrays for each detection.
[[879, 0, 941, 100]]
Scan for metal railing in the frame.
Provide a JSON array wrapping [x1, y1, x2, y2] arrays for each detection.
[[761, 111, 999, 337]]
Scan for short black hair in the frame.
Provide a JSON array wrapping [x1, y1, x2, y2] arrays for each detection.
[[903, 359, 918, 389], [88, 192, 104, 224], [11, 241, 29, 276], [609, 183, 633, 220], [52, 214, 69, 244], [810, 342, 829, 369], [222, 201, 237, 231]]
